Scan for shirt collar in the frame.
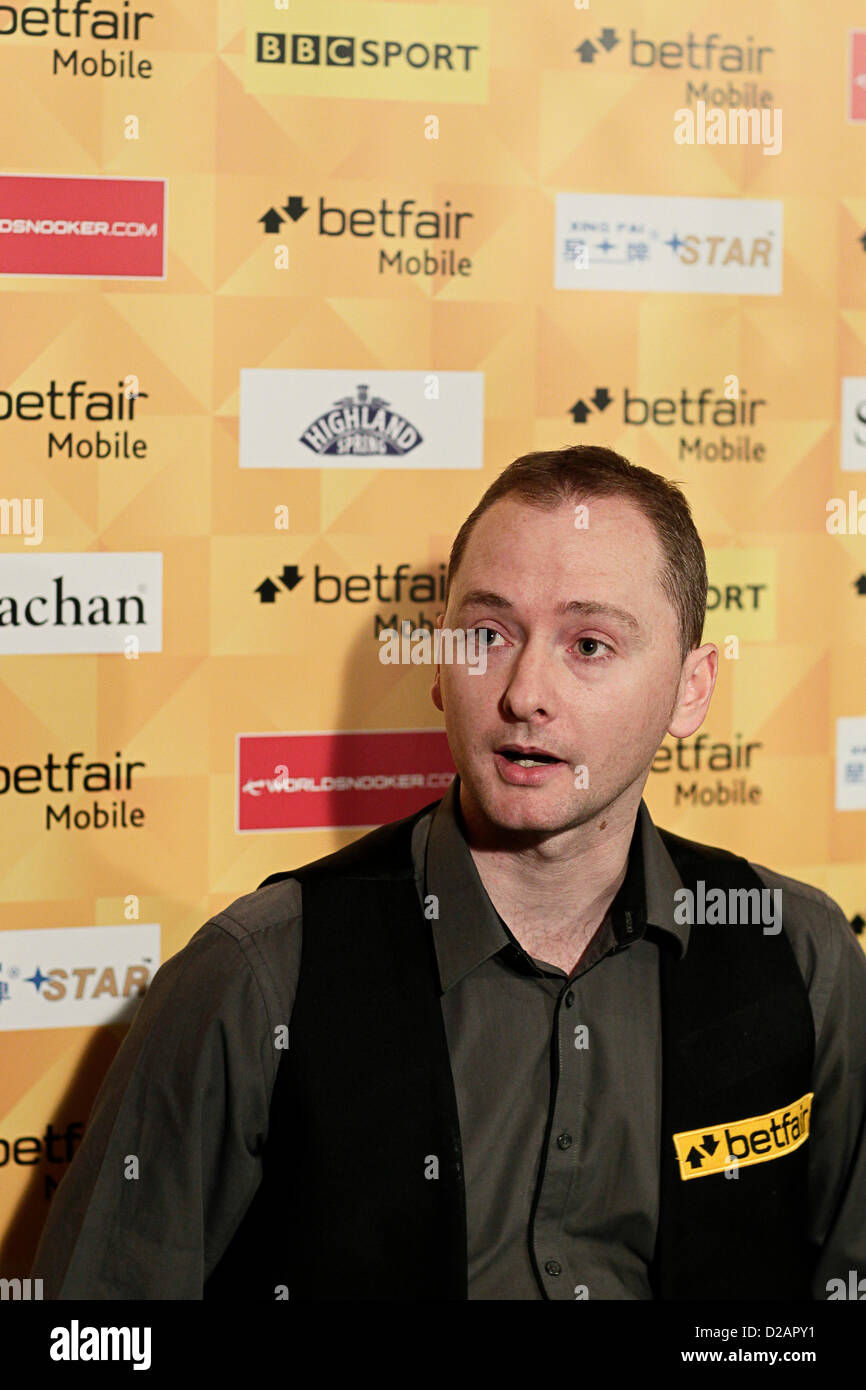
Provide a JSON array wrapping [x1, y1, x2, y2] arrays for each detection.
[[422, 775, 689, 994]]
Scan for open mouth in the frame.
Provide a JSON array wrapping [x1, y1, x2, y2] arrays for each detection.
[[498, 749, 563, 768]]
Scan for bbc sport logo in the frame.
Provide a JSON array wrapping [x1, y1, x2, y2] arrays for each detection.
[[245, 0, 489, 105]]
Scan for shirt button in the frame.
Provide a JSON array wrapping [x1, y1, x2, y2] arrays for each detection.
[[564, 990, 574, 1007], [544, 1260, 562, 1277], [556, 1132, 572, 1150]]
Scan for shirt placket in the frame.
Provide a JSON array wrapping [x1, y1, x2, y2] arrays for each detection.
[[530, 967, 598, 1300]]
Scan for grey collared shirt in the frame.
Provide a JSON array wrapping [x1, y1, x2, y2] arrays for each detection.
[[32, 780, 866, 1299]]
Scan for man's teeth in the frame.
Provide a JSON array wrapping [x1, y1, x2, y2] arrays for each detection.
[[514, 756, 554, 766]]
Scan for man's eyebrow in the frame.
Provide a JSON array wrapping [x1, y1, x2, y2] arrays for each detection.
[[456, 588, 642, 633]]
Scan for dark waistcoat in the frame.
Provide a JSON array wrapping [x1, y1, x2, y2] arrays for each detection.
[[204, 799, 816, 1301]]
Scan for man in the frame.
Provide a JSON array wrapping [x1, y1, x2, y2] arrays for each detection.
[[32, 445, 866, 1299]]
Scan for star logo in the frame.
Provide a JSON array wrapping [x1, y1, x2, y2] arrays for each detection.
[[25, 966, 50, 993]]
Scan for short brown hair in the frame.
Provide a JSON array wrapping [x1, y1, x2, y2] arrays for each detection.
[[446, 445, 707, 665]]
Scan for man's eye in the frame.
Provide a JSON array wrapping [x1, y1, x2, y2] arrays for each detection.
[[575, 637, 613, 660], [474, 627, 505, 647]]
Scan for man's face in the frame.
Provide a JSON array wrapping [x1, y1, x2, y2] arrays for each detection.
[[431, 492, 714, 839]]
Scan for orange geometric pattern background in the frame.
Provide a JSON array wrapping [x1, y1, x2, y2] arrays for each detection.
[[0, 0, 864, 1275]]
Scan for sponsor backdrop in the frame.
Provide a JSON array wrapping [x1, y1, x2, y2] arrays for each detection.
[[0, 0, 864, 1274]]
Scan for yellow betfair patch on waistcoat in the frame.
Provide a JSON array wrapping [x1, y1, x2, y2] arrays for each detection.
[[672, 1092, 814, 1180]]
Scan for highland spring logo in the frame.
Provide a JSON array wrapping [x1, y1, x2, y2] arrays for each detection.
[[302, 382, 422, 458], [239, 368, 483, 469]]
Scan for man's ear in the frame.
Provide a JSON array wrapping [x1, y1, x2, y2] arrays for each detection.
[[431, 667, 443, 712], [431, 610, 445, 711], [668, 643, 718, 738]]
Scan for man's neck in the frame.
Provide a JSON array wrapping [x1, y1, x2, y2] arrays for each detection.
[[458, 785, 639, 972]]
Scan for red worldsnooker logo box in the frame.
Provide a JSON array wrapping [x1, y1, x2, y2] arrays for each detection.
[[0, 173, 166, 278], [237, 730, 456, 831]]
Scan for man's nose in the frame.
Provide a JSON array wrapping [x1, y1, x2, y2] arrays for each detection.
[[500, 637, 558, 722]]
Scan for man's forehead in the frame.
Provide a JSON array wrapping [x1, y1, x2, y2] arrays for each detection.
[[460, 494, 664, 576], [480, 492, 654, 531], [456, 585, 646, 634], [452, 494, 670, 624]]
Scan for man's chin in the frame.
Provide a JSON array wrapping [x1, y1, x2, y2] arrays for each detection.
[[465, 783, 593, 838]]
